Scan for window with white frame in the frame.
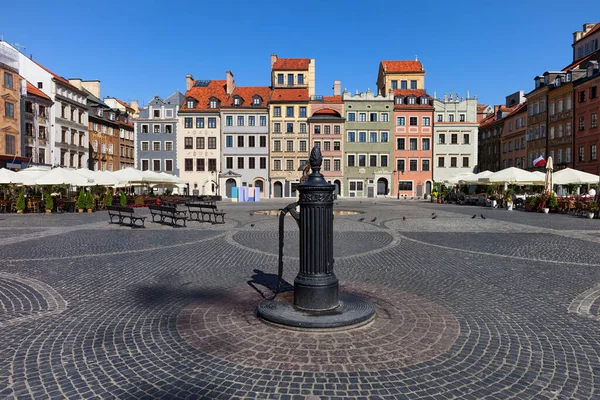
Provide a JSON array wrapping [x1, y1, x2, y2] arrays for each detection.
[[153, 142, 160, 151], [348, 180, 364, 197], [165, 141, 173, 151]]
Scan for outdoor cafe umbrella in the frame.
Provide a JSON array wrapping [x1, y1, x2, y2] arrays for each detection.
[[552, 168, 600, 185], [481, 167, 544, 185], [74, 169, 120, 186], [444, 172, 474, 185], [34, 167, 93, 186], [0, 168, 35, 185], [545, 156, 554, 192], [461, 170, 493, 184]]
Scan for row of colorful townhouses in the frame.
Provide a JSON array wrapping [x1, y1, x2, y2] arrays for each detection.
[[478, 23, 600, 177], [0, 41, 137, 174], [135, 55, 489, 199], [4, 23, 597, 199]]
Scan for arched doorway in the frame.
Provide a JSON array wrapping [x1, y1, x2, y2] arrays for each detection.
[[273, 181, 283, 198], [377, 178, 388, 195], [225, 178, 236, 198], [254, 180, 264, 195], [425, 181, 432, 195], [334, 180, 341, 196]]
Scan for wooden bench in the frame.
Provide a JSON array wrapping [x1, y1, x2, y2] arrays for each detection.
[[186, 202, 226, 224], [148, 205, 187, 227], [107, 205, 147, 228]]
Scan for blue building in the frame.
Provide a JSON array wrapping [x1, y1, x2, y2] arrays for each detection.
[[135, 91, 184, 176]]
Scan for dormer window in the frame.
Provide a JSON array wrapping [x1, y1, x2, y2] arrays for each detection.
[[408, 96, 416, 105], [252, 96, 262, 106], [544, 76, 549, 85], [555, 77, 561, 87], [186, 98, 195, 109], [109, 112, 115, 121], [566, 72, 572, 82], [97, 109, 103, 117], [421, 97, 429, 105], [233, 96, 241, 106], [209, 97, 218, 109], [394, 96, 403, 105]]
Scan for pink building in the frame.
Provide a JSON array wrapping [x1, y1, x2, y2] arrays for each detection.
[[308, 90, 344, 196], [392, 90, 434, 197]]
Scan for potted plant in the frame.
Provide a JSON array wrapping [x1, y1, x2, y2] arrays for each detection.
[[105, 191, 113, 207], [45, 193, 54, 214], [548, 193, 558, 213], [120, 192, 127, 207], [537, 191, 550, 213], [85, 191, 94, 213], [430, 190, 438, 203], [15, 192, 25, 214], [588, 201, 598, 219], [77, 189, 86, 213], [503, 188, 515, 210]]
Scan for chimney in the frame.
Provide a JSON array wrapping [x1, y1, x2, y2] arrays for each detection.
[[186, 74, 194, 91], [226, 70, 235, 95], [130, 100, 139, 113], [81, 80, 100, 98], [68, 78, 82, 90], [333, 80, 341, 96], [271, 54, 278, 68]]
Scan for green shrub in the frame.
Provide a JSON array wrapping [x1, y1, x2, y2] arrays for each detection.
[[45, 193, 54, 211], [105, 191, 113, 206], [77, 189, 86, 210], [119, 192, 127, 207], [16, 192, 25, 212], [85, 191, 95, 210]]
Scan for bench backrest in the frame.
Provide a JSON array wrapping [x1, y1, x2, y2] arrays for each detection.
[[149, 204, 177, 213], [107, 205, 134, 214], [186, 202, 217, 210]]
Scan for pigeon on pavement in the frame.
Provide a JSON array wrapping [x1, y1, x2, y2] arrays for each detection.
[[480, 214, 486, 219], [370, 217, 377, 222]]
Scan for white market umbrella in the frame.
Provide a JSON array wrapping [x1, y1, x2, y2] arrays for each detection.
[[552, 168, 600, 185], [158, 172, 184, 184], [74, 169, 120, 186], [444, 172, 474, 185], [462, 170, 494, 184], [111, 168, 164, 185], [481, 167, 544, 185], [17, 166, 50, 183], [545, 157, 554, 191], [0, 168, 35, 185], [34, 167, 93, 186]]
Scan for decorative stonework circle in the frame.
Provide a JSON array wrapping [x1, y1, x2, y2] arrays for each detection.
[[177, 283, 460, 372]]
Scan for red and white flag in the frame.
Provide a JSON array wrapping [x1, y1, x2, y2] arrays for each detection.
[[533, 155, 546, 167]]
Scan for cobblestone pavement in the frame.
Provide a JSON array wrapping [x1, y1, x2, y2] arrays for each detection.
[[1, 199, 600, 399]]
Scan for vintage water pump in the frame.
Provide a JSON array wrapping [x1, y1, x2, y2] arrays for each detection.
[[257, 146, 376, 329]]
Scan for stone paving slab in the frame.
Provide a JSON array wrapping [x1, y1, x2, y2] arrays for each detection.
[[0, 199, 599, 399]]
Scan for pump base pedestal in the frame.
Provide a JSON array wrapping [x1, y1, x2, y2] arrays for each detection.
[[257, 292, 376, 330]]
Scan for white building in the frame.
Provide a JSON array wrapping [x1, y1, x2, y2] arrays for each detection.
[[433, 93, 479, 182], [0, 41, 89, 168]]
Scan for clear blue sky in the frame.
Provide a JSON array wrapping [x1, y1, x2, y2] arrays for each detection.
[[3, 1, 598, 107]]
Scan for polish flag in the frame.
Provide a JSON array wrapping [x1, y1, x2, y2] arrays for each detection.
[[533, 155, 546, 167]]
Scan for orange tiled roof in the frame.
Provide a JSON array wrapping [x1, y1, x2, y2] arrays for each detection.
[[479, 105, 516, 127], [392, 89, 427, 97], [25, 79, 51, 100], [271, 88, 309, 102], [322, 95, 343, 103], [181, 80, 228, 111], [225, 86, 272, 106], [506, 102, 527, 117], [115, 98, 134, 111], [272, 58, 310, 71], [312, 108, 341, 117], [381, 60, 423, 73]]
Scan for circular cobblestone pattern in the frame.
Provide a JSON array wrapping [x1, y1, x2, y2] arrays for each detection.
[[177, 283, 460, 372]]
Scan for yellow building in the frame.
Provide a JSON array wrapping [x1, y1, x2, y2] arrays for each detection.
[[268, 55, 315, 198], [0, 60, 21, 168], [376, 59, 425, 95]]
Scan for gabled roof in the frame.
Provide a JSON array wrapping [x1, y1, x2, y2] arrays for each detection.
[[181, 80, 228, 111], [380, 60, 423, 73], [272, 58, 310, 71], [115, 98, 134, 111], [479, 105, 515, 127], [25, 80, 51, 101], [164, 90, 184, 105], [225, 86, 272, 107], [505, 101, 527, 118], [271, 88, 309, 102], [30, 58, 80, 92]]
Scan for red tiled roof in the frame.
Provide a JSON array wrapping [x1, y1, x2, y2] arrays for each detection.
[[392, 89, 427, 97], [225, 86, 272, 107], [271, 88, 309, 102], [479, 105, 516, 127], [30, 58, 80, 91], [562, 53, 594, 71], [272, 58, 310, 71], [477, 104, 489, 112], [115, 98, 134, 111], [381, 60, 423, 73], [322, 95, 343, 104], [506, 102, 527, 117], [25, 79, 51, 100], [181, 80, 228, 111]]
